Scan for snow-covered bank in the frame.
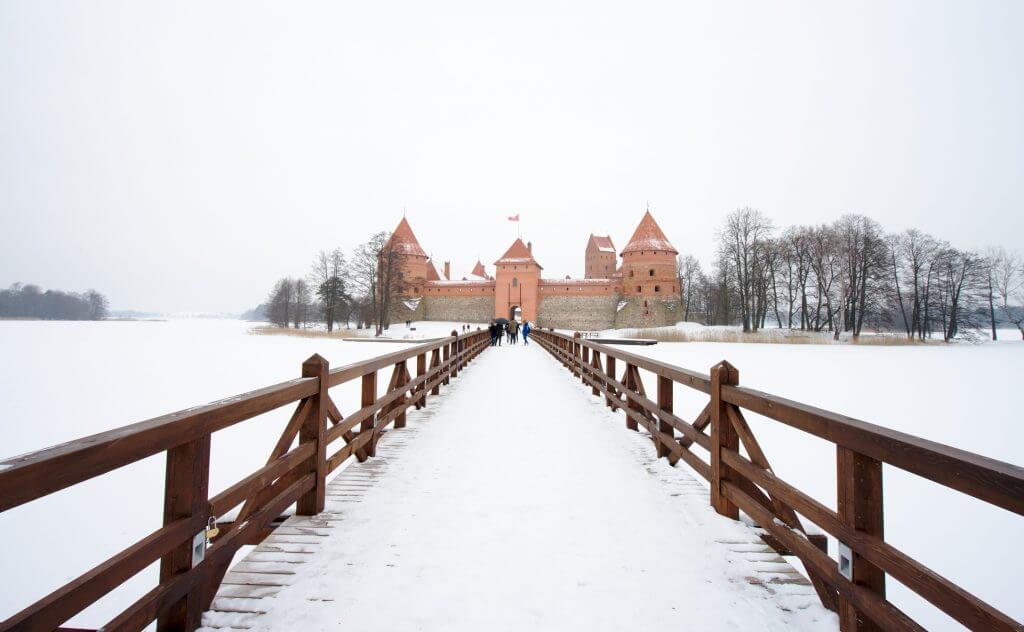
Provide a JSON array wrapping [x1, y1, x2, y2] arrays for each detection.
[[0, 319, 423, 627], [620, 338, 1024, 629]]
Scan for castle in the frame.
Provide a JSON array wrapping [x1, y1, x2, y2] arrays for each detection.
[[385, 211, 681, 331]]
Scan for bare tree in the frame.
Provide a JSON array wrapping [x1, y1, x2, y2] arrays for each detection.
[[310, 249, 349, 332], [993, 250, 1024, 339], [84, 290, 109, 320], [292, 279, 312, 328], [676, 254, 703, 322], [348, 231, 407, 336], [266, 278, 293, 327], [718, 207, 773, 332]]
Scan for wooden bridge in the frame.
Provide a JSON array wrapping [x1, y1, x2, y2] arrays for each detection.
[[1, 329, 1022, 631]]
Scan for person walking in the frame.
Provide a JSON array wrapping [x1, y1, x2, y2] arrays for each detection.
[[510, 319, 520, 344], [488, 321, 498, 346], [522, 320, 531, 345]]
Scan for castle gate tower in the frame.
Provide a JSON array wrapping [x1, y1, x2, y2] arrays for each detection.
[[494, 238, 542, 322]]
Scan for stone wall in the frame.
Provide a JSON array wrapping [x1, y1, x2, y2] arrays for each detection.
[[535, 294, 620, 331], [613, 296, 680, 329], [387, 296, 425, 325], [423, 295, 495, 324]]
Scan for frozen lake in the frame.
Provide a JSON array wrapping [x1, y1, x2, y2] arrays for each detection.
[[0, 319, 1021, 629]]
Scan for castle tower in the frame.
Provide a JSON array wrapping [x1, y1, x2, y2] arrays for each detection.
[[585, 234, 616, 279], [494, 238, 542, 322], [619, 211, 679, 299], [385, 217, 430, 296]]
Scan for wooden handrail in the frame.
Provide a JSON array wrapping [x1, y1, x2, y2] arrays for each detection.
[[0, 329, 491, 632], [531, 329, 1024, 632]]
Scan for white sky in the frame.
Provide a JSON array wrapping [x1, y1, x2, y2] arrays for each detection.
[[2, 1, 1022, 313]]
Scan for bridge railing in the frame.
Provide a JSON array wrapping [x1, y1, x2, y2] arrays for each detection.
[[0, 329, 490, 632], [531, 329, 1024, 632]]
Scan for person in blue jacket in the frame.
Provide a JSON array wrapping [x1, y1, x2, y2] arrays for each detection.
[[521, 320, 531, 345]]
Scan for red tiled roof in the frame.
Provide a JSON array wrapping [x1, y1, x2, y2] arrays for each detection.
[[387, 217, 428, 258], [470, 260, 488, 278], [495, 238, 542, 268], [621, 211, 677, 255], [588, 234, 616, 253]]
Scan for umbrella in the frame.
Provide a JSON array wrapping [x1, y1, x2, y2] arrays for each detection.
[[494, 317, 509, 326]]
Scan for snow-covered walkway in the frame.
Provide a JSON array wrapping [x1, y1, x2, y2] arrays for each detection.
[[202, 342, 836, 631]]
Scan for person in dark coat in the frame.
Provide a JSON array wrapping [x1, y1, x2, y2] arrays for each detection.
[[488, 321, 498, 346]]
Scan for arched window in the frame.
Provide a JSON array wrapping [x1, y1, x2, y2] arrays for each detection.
[[629, 270, 634, 277], [649, 269, 654, 276], [654, 285, 661, 293], [512, 277, 518, 287]]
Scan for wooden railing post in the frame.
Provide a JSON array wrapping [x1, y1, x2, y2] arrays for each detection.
[[450, 331, 459, 379], [657, 375, 675, 462], [430, 348, 442, 394], [574, 333, 584, 381], [158, 435, 210, 631], [416, 352, 427, 409], [361, 371, 377, 458], [297, 354, 328, 516], [442, 341, 451, 385], [394, 361, 409, 429], [837, 447, 885, 632], [625, 364, 639, 431], [710, 361, 739, 519], [588, 349, 600, 396], [605, 354, 617, 410]]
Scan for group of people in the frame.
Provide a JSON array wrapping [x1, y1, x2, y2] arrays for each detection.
[[489, 319, 531, 346]]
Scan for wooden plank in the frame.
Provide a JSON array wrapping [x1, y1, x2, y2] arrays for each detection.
[[657, 375, 674, 462], [0, 378, 315, 512], [722, 449, 1021, 631], [158, 436, 211, 631], [209, 443, 314, 517], [297, 355, 328, 516], [838, 447, 885, 632], [361, 371, 378, 458], [722, 481, 923, 632], [710, 361, 739, 520], [0, 516, 202, 632], [721, 383, 1024, 516]]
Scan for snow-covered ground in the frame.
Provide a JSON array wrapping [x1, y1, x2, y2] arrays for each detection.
[[202, 342, 835, 631], [1, 318, 1021, 629], [615, 334, 1024, 629], [0, 319, 436, 628]]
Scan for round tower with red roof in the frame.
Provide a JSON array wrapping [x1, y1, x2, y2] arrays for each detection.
[[614, 210, 681, 327]]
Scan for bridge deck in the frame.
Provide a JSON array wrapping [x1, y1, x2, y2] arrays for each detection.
[[200, 343, 835, 631]]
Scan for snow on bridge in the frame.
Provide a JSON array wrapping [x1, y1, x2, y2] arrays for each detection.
[[201, 343, 834, 631]]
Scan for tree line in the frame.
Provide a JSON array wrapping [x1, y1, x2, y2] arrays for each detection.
[[0, 283, 109, 320], [263, 231, 408, 335], [676, 208, 1024, 341]]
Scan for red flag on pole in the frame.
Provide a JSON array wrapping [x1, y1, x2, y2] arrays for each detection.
[[508, 213, 519, 222]]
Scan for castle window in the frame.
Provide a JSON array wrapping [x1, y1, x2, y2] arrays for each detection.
[[629, 270, 634, 277], [654, 285, 660, 293], [644, 300, 648, 307], [512, 277, 518, 287], [636, 286, 641, 293], [649, 269, 654, 276]]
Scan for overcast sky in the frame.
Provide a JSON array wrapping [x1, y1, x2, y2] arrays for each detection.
[[2, 1, 1022, 313]]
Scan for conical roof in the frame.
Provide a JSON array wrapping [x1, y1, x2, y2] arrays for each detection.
[[387, 217, 428, 258], [470, 260, 488, 278], [621, 211, 677, 255], [495, 238, 542, 268]]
